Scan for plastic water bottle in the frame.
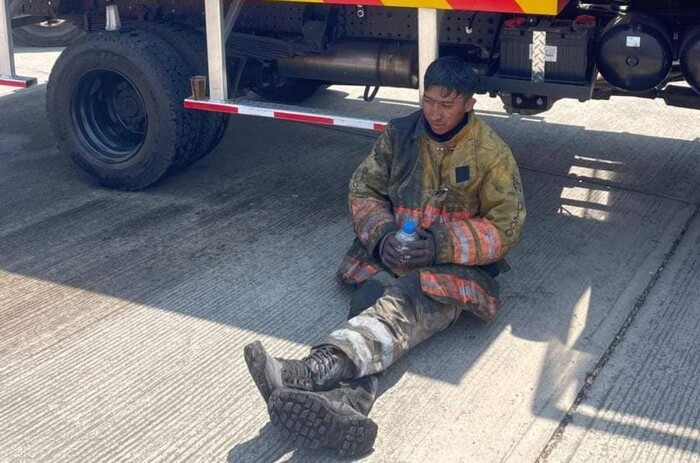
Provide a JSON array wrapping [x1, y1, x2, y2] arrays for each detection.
[[395, 220, 418, 251]]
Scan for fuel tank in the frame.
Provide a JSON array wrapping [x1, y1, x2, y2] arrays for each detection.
[[680, 24, 700, 94], [597, 13, 673, 92]]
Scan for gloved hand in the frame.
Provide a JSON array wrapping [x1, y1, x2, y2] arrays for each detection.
[[398, 228, 436, 268], [379, 232, 404, 269], [379, 229, 436, 269]]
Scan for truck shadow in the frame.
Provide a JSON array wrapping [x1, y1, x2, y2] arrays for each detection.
[[1, 85, 699, 460]]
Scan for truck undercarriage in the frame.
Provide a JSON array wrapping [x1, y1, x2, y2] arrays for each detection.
[[1, 0, 699, 189]]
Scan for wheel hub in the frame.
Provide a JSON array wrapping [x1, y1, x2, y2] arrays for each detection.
[[114, 85, 144, 132], [71, 69, 148, 163]]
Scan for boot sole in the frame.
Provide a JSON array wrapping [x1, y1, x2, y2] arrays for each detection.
[[243, 341, 274, 403], [268, 388, 378, 457]]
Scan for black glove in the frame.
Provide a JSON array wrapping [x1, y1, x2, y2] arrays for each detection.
[[379, 229, 436, 269], [398, 228, 436, 268], [379, 232, 404, 269]]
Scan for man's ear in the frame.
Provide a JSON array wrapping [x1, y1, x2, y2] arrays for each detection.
[[464, 97, 476, 114]]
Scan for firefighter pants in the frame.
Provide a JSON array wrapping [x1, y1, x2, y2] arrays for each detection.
[[316, 272, 462, 377]]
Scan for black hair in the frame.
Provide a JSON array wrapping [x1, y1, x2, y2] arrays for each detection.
[[423, 56, 479, 97]]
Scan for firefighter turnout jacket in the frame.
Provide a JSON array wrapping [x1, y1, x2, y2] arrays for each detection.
[[338, 110, 526, 321]]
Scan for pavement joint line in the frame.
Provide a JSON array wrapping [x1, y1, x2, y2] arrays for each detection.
[[518, 165, 698, 206], [535, 203, 700, 463]]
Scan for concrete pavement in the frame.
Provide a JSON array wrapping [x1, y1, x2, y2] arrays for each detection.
[[0, 46, 698, 462], [545, 216, 700, 463]]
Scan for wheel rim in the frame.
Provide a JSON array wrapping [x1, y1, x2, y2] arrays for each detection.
[[36, 18, 67, 28], [71, 69, 147, 163], [23, 19, 76, 38]]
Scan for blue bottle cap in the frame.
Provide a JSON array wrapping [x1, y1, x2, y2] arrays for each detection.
[[402, 220, 416, 234]]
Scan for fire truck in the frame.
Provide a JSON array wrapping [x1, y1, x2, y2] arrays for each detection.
[[0, 0, 698, 189]]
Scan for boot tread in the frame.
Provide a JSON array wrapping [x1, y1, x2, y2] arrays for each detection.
[[268, 388, 377, 457]]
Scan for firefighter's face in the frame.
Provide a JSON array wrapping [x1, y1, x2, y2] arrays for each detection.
[[422, 86, 475, 135]]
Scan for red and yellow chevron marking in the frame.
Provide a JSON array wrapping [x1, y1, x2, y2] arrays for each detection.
[[271, 0, 570, 15]]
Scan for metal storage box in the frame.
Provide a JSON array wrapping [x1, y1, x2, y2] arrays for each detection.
[[499, 19, 596, 85]]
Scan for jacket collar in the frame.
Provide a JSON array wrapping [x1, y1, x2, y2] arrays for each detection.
[[412, 110, 476, 144]]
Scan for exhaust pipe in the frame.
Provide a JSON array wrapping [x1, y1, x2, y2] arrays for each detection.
[[277, 40, 419, 89]]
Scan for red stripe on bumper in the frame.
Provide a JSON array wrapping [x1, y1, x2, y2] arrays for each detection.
[[0, 78, 30, 88], [184, 100, 240, 114], [273, 111, 334, 125]]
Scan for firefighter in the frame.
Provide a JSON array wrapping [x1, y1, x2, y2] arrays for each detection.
[[244, 56, 526, 457]]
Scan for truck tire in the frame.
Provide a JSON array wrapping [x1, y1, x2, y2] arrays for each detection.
[[46, 29, 199, 190], [142, 23, 230, 166], [10, 0, 84, 47], [253, 77, 326, 103]]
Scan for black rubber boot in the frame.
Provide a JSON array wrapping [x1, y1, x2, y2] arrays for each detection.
[[268, 376, 379, 457], [244, 341, 356, 403]]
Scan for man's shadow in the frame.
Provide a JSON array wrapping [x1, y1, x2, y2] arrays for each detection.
[[227, 423, 292, 463], [228, 423, 380, 462]]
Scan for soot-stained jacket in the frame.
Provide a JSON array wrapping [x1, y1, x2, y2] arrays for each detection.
[[337, 110, 526, 321]]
